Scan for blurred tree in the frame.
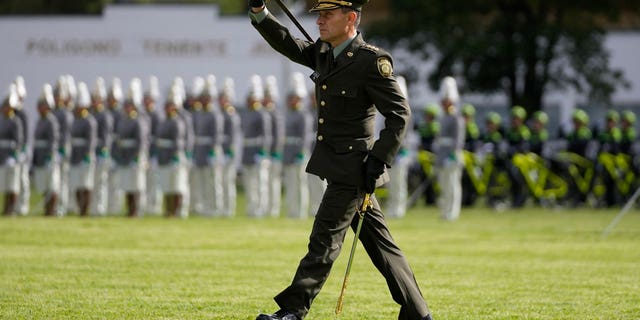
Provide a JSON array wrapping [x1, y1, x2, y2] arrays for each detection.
[[0, 0, 245, 15], [367, 0, 640, 114]]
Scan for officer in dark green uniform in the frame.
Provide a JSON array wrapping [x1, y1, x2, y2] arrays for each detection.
[[249, 0, 431, 319]]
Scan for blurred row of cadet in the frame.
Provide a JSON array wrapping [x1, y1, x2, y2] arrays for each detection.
[[410, 96, 640, 209], [0, 72, 328, 219]]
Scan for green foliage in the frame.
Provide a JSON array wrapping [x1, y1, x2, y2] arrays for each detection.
[[367, 0, 640, 114], [0, 0, 245, 15], [1, 207, 639, 319]]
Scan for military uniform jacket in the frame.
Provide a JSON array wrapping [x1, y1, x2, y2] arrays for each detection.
[[156, 115, 186, 166], [15, 109, 28, 153], [0, 114, 24, 165], [70, 113, 98, 165], [193, 108, 224, 167], [268, 108, 286, 158], [178, 109, 195, 157], [32, 113, 60, 167], [283, 109, 314, 165], [144, 109, 161, 159], [113, 114, 148, 166], [53, 107, 73, 159], [253, 14, 410, 186], [239, 108, 272, 165], [92, 110, 113, 157], [222, 108, 242, 164]]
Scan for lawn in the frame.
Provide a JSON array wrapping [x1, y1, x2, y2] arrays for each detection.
[[1, 205, 639, 319]]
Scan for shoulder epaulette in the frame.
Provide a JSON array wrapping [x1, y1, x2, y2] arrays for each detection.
[[360, 43, 379, 53]]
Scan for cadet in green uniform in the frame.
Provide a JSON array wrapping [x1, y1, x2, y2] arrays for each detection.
[[505, 106, 531, 207], [595, 110, 623, 206], [416, 103, 440, 204], [461, 103, 480, 206], [249, 0, 431, 319]]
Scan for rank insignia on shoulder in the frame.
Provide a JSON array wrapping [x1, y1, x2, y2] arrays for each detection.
[[362, 44, 379, 52], [377, 57, 393, 77]]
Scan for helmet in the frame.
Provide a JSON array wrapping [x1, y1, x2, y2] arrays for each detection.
[[622, 110, 636, 124], [533, 111, 548, 124], [75, 82, 91, 109], [486, 111, 502, 125], [572, 109, 589, 124], [38, 83, 55, 109], [288, 72, 308, 99], [462, 103, 475, 117], [511, 105, 527, 119], [264, 75, 279, 101], [605, 109, 620, 122], [424, 103, 440, 117], [439, 76, 459, 105]]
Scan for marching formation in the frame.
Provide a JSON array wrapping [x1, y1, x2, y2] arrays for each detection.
[[0, 73, 326, 218]]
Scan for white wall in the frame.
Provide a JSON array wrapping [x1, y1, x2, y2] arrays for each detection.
[[0, 4, 318, 124]]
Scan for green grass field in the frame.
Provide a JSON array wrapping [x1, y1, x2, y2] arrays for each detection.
[[2, 204, 639, 319]]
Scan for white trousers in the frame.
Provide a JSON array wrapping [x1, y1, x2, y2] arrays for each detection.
[[145, 161, 162, 215], [91, 159, 109, 216], [242, 159, 269, 218], [307, 174, 327, 217], [56, 161, 70, 216], [437, 164, 462, 221], [107, 161, 123, 215], [267, 160, 282, 217], [385, 155, 411, 218], [283, 163, 309, 219], [221, 160, 237, 217], [17, 159, 30, 215], [191, 164, 223, 216]]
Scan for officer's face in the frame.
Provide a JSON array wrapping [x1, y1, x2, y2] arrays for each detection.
[[316, 8, 355, 47]]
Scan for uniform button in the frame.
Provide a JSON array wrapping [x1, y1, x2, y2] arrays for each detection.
[[322, 85, 327, 90], [348, 146, 353, 150], [341, 90, 346, 95], [317, 135, 324, 141], [318, 118, 324, 124], [320, 101, 326, 106]]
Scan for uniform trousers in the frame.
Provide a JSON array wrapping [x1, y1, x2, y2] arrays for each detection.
[[242, 158, 270, 217], [221, 158, 238, 217], [274, 182, 430, 320], [437, 163, 462, 221], [283, 163, 309, 219], [191, 165, 223, 216], [145, 160, 162, 215], [33, 165, 60, 195], [307, 175, 326, 217], [56, 160, 70, 216], [91, 158, 109, 215], [386, 154, 411, 218], [17, 156, 30, 215], [107, 161, 123, 215], [267, 159, 282, 217]]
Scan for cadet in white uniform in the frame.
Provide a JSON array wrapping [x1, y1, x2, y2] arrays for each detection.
[[143, 76, 163, 215], [240, 75, 272, 217], [191, 75, 225, 216], [90, 77, 113, 216], [107, 78, 124, 214], [13, 76, 30, 215], [157, 86, 188, 218], [385, 76, 415, 218], [219, 78, 242, 217], [68, 82, 98, 216], [263, 75, 285, 217], [32, 84, 61, 216], [282, 72, 314, 219], [113, 79, 149, 217], [1, 85, 24, 216], [52, 76, 74, 216], [434, 77, 465, 221]]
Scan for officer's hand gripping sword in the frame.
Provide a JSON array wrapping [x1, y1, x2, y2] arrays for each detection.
[[335, 193, 372, 316]]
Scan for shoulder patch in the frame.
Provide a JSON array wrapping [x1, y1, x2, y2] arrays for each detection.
[[377, 57, 393, 78]]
